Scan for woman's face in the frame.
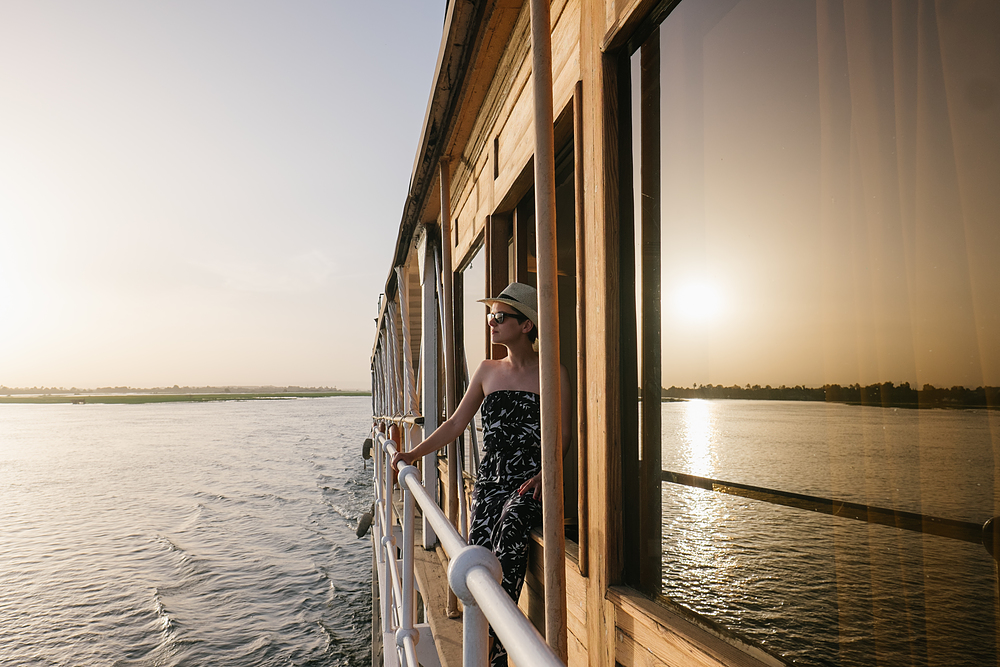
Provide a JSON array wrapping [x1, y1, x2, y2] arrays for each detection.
[[488, 304, 528, 345]]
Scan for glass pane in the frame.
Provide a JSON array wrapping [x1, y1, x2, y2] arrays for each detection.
[[462, 246, 487, 474], [646, 0, 1000, 664]]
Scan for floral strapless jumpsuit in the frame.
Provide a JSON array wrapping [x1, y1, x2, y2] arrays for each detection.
[[469, 390, 543, 667]]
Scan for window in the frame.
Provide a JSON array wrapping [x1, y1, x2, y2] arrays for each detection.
[[459, 244, 487, 476], [623, 0, 1000, 664]]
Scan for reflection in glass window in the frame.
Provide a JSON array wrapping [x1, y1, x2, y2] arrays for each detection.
[[657, 0, 998, 389], [629, 0, 999, 664], [461, 246, 487, 474]]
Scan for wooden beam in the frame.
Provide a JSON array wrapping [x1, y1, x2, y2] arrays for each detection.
[[573, 78, 590, 578], [581, 0, 625, 663], [530, 0, 568, 658], [638, 28, 662, 594], [617, 41, 641, 588]]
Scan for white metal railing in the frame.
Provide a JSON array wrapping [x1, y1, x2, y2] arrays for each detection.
[[371, 428, 564, 667]]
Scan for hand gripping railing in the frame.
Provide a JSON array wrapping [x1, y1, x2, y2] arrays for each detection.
[[372, 429, 564, 667]]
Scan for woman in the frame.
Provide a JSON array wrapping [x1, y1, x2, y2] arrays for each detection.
[[391, 281, 571, 667]]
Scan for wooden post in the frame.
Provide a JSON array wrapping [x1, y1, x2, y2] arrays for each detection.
[[573, 79, 589, 578], [617, 44, 641, 589], [439, 158, 461, 617], [529, 0, 567, 659], [639, 29, 662, 594]]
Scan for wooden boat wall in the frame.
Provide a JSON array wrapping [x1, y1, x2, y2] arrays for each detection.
[[370, 1, 999, 666]]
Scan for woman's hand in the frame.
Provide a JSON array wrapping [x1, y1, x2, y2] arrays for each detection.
[[518, 473, 542, 500], [390, 450, 416, 473]]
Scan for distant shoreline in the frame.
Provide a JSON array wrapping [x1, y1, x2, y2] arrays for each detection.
[[0, 391, 369, 405], [661, 383, 998, 410]]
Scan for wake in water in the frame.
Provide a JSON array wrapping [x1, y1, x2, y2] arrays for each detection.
[[0, 397, 375, 667]]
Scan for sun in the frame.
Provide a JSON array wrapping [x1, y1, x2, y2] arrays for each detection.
[[670, 282, 725, 325]]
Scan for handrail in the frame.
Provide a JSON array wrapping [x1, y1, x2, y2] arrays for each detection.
[[661, 469, 996, 557], [372, 430, 564, 667]]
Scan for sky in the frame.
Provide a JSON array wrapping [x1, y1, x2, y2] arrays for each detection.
[[0, 1, 446, 390], [1, 0, 996, 394], [648, 0, 999, 390]]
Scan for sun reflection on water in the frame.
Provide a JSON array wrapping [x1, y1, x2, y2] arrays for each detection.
[[681, 399, 716, 476], [664, 399, 739, 599]]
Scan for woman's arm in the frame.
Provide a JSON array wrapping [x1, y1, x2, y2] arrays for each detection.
[[391, 360, 490, 471]]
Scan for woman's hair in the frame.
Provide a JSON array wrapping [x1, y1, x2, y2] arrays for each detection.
[[509, 311, 537, 344], [525, 320, 538, 343], [501, 309, 538, 348]]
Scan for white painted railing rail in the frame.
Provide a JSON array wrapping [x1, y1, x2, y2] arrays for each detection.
[[372, 429, 564, 667]]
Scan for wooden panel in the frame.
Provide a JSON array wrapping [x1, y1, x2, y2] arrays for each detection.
[[609, 588, 784, 667], [453, 167, 478, 246], [522, 536, 590, 666], [453, 190, 473, 258], [474, 154, 494, 238], [488, 0, 582, 211], [455, 166, 489, 264], [565, 553, 588, 639], [567, 622, 588, 667], [580, 0, 622, 665], [445, 0, 526, 217], [495, 73, 535, 201], [457, 2, 531, 214], [551, 0, 582, 115], [490, 2, 533, 200]]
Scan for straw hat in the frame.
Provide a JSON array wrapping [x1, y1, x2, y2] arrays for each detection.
[[478, 282, 538, 325]]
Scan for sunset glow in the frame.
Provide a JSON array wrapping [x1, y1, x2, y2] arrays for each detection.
[[670, 282, 725, 325]]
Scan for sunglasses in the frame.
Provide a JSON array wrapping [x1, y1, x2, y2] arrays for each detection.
[[487, 311, 526, 325]]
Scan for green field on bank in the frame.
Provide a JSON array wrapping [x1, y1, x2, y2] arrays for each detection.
[[0, 392, 369, 405]]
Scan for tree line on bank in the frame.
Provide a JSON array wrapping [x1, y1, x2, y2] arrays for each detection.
[[662, 382, 999, 409], [0, 385, 346, 395]]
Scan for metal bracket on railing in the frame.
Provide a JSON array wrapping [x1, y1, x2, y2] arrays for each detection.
[[395, 627, 420, 647], [447, 545, 502, 606], [398, 465, 421, 488]]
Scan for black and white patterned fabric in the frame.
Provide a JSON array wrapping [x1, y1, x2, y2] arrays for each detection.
[[469, 389, 543, 667]]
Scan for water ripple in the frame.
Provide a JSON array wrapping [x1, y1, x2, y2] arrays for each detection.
[[0, 397, 373, 667]]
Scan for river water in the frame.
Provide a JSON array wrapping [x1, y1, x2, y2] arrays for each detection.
[[3, 396, 996, 666], [0, 396, 374, 667], [660, 399, 1000, 666]]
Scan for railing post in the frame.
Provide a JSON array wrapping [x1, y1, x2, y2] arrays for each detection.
[[382, 434, 396, 633], [448, 545, 502, 667], [464, 603, 490, 666], [400, 465, 419, 635]]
